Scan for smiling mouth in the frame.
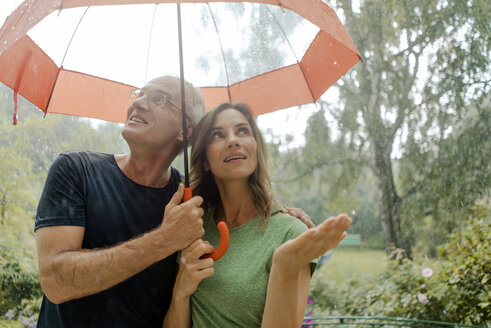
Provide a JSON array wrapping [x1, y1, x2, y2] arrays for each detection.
[[130, 117, 147, 124], [224, 156, 246, 162]]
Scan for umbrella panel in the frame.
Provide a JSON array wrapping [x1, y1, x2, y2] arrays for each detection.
[[28, 3, 318, 90], [0, 1, 361, 122]]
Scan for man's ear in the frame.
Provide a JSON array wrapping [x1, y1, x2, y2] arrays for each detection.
[[178, 122, 196, 142]]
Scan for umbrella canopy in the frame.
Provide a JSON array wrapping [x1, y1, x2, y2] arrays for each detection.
[[0, 0, 361, 124]]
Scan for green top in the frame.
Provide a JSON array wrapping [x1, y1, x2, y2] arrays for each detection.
[[190, 205, 316, 328]]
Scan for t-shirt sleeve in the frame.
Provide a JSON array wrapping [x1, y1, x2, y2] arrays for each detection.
[[35, 153, 86, 231], [283, 217, 318, 276]]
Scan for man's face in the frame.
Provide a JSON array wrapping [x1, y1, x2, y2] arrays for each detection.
[[122, 81, 183, 149]]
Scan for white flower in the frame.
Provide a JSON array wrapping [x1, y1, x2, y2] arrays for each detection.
[[422, 267, 433, 277], [417, 293, 429, 304], [5, 309, 15, 320]]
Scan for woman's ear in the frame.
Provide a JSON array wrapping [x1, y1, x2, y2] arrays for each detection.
[[203, 159, 210, 172]]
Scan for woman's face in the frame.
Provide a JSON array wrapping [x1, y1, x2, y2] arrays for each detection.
[[205, 108, 258, 183]]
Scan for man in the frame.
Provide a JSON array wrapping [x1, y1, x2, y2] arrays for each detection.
[[35, 76, 206, 327]]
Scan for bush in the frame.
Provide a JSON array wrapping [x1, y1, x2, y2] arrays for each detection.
[[310, 206, 490, 325], [0, 245, 42, 317], [1, 298, 41, 328]]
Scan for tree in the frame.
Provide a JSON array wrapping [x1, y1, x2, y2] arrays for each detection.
[[399, 95, 490, 255], [290, 0, 490, 255]]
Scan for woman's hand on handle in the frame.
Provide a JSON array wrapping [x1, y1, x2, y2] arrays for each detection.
[[163, 239, 215, 328], [272, 213, 352, 277], [175, 239, 215, 299]]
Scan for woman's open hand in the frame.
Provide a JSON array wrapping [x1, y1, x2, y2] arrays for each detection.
[[174, 239, 215, 299], [272, 214, 352, 277]]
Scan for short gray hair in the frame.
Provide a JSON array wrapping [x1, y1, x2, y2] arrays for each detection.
[[146, 75, 205, 124]]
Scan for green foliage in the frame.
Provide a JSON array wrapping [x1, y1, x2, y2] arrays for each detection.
[[1, 297, 42, 328], [435, 206, 491, 323], [273, 0, 491, 255], [0, 250, 41, 315], [271, 107, 381, 245], [310, 207, 491, 325], [0, 201, 41, 318], [0, 0, 489, 321], [0, 85, 129, 323], [0, 319, 23, 328], [399, 98, 490, 256]]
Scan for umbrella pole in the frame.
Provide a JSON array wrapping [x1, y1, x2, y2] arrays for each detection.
[[176, 4, 229, 261], [176, 3, 191, 199]]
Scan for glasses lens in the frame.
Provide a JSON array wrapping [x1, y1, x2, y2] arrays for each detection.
[[149, 93, 167, 107], [129, 90, 186, 119], [129, 89, 144, 101]]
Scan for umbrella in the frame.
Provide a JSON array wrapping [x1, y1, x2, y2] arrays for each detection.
[[0, 0, 361, 122], [0, 0, 361, 259]]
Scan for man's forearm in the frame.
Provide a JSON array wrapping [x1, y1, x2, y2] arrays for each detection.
[[39, 228, 177, 304]]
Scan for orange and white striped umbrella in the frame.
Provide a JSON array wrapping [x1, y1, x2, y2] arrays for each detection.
[[0, 0, 361, 124]]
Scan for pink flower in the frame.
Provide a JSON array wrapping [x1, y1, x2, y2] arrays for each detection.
[[420, 284, 426, 289], [422, 268, 433, 277], [417, 293, 429, 304]]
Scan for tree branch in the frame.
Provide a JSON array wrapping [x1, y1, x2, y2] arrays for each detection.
[[462, 79, 491, 86], [388, 51, 420, 141], [392, 31, 429, 58], [278, 157, 362, 183]]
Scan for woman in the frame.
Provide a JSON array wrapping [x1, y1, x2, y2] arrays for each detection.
[[163, 103, 351, 328]]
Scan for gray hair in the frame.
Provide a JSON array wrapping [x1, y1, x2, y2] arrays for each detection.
[[146, 75, 205, 124]]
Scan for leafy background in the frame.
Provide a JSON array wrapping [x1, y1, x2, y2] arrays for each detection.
[[0, 0, 490, 326]]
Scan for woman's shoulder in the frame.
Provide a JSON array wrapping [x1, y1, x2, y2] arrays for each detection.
[[268, 206, 310, 234]]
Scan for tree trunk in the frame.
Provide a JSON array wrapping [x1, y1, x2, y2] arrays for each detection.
[[371, 141, 412, 257]]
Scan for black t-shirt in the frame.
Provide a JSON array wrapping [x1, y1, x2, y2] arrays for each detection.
[[35, 151, 180, 327]]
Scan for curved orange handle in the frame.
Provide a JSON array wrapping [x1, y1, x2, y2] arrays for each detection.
[[183, 187, 230, 261], [202, 221, 230, 261]]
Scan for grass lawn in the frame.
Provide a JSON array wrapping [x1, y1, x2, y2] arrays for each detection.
[[317, 248, 388, 283], [0, 320, 23, 328]]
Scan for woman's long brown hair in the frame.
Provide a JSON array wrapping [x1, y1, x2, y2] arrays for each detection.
[[190, 103, 274, 224]]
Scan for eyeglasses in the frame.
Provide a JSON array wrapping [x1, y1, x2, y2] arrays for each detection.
[[129, 89, 193, 122], [129, 88, 180, 109]]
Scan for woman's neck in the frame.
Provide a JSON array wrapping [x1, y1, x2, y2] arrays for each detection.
[[215, 179, 259, 228]]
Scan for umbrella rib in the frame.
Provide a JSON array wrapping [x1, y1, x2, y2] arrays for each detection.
[[144, 4, 158, 84], [60, 6, 90, 67], [263, 4, 316, 103], [263, 5, 299, 63], [206, 3, 231, 102], [46, 6, 90, 117]]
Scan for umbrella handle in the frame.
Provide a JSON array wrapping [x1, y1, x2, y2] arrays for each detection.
[[183, 187, 193, 202], [182, 188, 230, 261], [201, 221, 230, 261]]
